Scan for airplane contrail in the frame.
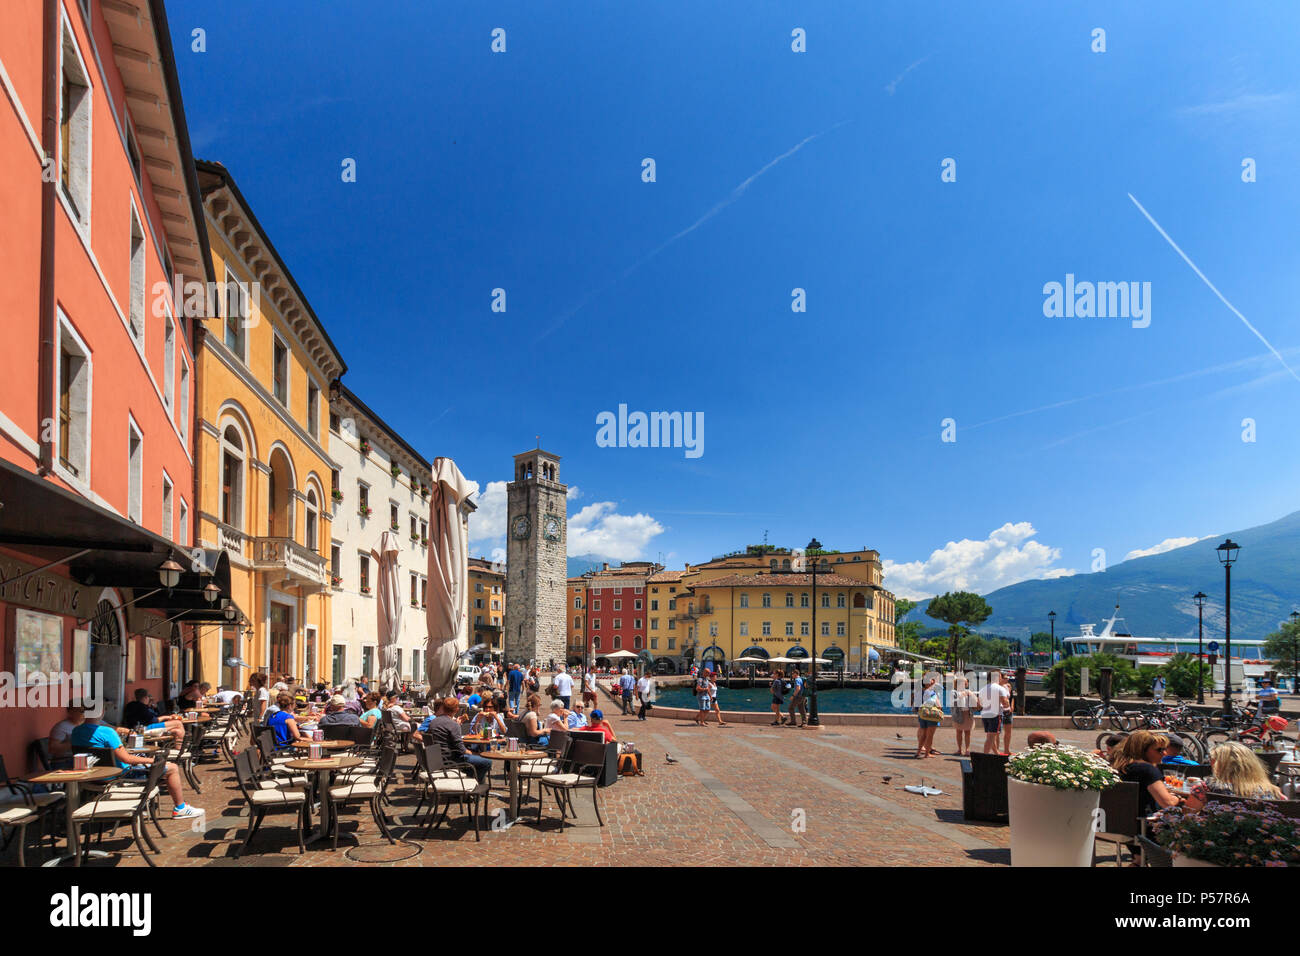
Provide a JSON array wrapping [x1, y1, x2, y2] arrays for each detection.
[[1128, 192, 1300, 384], [537, 122, 850, 340]]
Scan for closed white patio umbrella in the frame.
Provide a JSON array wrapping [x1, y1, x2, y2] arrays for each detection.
[[373, 529, 403, 693], [426, 457, 473, 697]]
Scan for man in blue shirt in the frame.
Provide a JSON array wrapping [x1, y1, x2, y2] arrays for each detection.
[[69, 721, 200, 819], [566, 701, 589, 729], [506, 664, 525, 712], [1159, 737, 1198, 766], [618, 669, 636, 715]]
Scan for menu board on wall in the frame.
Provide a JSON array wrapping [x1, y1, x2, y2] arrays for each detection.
[[14, 608, 63, 686]]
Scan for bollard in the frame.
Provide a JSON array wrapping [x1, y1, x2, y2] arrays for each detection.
[[1054, 667, 1065, 715], [1099, 667, 1113, 707], [1014, 666, 1027, 716]]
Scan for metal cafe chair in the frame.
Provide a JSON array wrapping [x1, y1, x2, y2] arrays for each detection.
[[418, 746, 488, 841], [535, 739, 607, 831], [1092, 781, 1140, 866], [231, 750, 307, 858], [327, 747, 398, 850], [71, 757, 168, 867]]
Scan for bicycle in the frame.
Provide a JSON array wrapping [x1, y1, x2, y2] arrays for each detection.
[[1070, 700, 1124, 730]]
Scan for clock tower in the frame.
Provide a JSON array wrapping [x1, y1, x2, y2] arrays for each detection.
[[504, 448, 568, 666]]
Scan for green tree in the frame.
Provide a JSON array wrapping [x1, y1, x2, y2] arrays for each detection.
[[1029, 631, 1053, 653], [895, 620, 926, 653], [925, 591, 993, 666], [1044, 653, 1141, 696], [1160, 653, 1214, 699], [1263, 619, 1300, 683]]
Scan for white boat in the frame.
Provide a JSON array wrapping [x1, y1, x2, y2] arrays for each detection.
[[1060, 604, 1272, 689]]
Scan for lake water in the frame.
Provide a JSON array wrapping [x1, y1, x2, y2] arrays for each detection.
[[655, 685, 923, 714]]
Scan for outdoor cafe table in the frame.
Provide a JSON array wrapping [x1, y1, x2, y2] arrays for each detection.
[[288, 739, 354, 752], [284, 755, 363, 845], [178, 713, 212, 724], [25, 766, 122, 866], [484, 749, 545, 823]]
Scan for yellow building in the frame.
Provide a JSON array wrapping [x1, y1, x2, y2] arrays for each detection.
[[566, 576, 586, 664], [647, 547, 896, 673], [192, 160, 346, 690], [468, 557, 506, 661]]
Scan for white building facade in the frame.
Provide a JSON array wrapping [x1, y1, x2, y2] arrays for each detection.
[[326, 384, 433, 688]]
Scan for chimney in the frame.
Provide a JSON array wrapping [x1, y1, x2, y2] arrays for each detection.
[[602, 563, 609, 572]]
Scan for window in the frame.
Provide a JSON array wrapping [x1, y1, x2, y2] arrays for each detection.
[[650, 619, 658, 631], [307, 381, 319, 438], [420, 520, 427, 541], [761, 622, 771, 636], [837, 593, 846, 608], [126, 122, 141, 186], [592, 620, 601, 630], [411, 515, 418, 538], [491, 600, 499, 610], [475, 581, 483, 593], [359, 554, 370, 592], [162, 312, 175, 411], [613, 587, 622, 595], [475, 598, 483, 609], [361, 646, 374, 681], [128, 205, 145, 345], [574, 617, 582, 629], [709, 623, 718, 637], [785, 622, 794, 636], [821, 622, 830, 637], [304, 489, 319, 551], [331, 469, 340, 500], [613, 599, 621, 611], [667, 620, 675, 631], [592, 600, 600, 611], [612, 618, 621, 629], [421, 579, 426, 607], [178, 361, 189, 443], [837, 622, 846, 637], [127, 420, 142, 523], [220, 425, 244, 528], [59, 24, 91, 225], [178, 499, 189, 546], [739, 594, 749, 608], [593, 637, 601, 650], [634, 599, 642, 610], [161, 474, 173, 540], [224, 268, 247, 359], [801, 621, 809, 637], [785, 593, 794, 607], [633, 637, 642, 650], [331, 545, 341, 582], [635, 587, 642, 594], [574, 596, 582, 609], [801, 593, 809, 608], [650, 638, 658, 650], [613, 636, 622, 649], [410, 573, 419, 607], [761, 593, 771, 608], [56, 317, 90, 479], [739, 622, 748, 637], [634, 618, 642, 629], [358, 483, 369, 515], [668, 638, 676, 650], [475, 614, 483, 625], [667, 599, 676, 611], [330, 411, 340, 433], [272, 336, 288, 405], [821, 593, 830, 608], [650, 599, 658, 611]]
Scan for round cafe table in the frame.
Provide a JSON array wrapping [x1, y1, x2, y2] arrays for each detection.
[[178, 713, 212, 724], [484, 749, 546, 823], [25, 766, 122, 866], [284, 755, 363, 845], [289, 739, 354, 752]]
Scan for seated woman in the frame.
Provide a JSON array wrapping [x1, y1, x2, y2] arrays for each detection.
[[1200, 741, 1285, 800], [384, 691, 412, 733], [176, 680, 203, 712], [467, 700, 508, 739], [358, 692, 385, 730], [1112, 731, 1205, 819], [266, 693, 306, 750], [519, 694, 549, 747]]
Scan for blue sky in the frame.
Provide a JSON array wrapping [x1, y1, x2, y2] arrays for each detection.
[[169, 0, 1300, 598]]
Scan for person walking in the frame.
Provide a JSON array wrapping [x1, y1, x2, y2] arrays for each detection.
[[553, 663, 574, 708], [769, 668, 787, 726], [695, 669, 713, 726], [787, 668, 807, 728], [618, 668, 636, 715], [506, 663, 525, 713], [582, 667, 598, 709], [707, 670, 728, 726], [636, 670, 656, 720]]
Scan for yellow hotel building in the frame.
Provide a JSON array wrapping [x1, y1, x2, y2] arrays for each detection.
[[647, 547, 896, 673], [192, 160, 346, 690]]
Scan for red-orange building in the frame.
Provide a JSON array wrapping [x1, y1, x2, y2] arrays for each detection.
[[0, 0, 228, 771]]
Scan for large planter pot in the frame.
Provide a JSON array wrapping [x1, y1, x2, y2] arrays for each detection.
[[1172, 855, 1221, 867], [1007, 777, 1101, 867]]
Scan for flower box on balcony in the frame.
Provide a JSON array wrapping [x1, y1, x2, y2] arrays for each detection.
[[331, 489, 343, 504], [410, 600, 419, 608], [360, 507, 372, 518], [360, 586, 371, 595], [420, 536, 428, 546], [410, 533, 419, 543], [359, 439, 371, 457], [390, 465, 401, 478], [331, 575, 342, 588], [391, 522, 400, 532]]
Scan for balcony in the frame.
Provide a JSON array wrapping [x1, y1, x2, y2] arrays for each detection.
[[673, 603, 711, 621], [214, 519, 248, 561], [253, 536, 328, 592]]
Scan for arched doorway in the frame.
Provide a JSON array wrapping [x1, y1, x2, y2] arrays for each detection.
[[267, 447, 296, 539], [700, 644, 726, 672]]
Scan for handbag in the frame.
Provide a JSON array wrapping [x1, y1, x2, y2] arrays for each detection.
[[919, 701, 944, 723]]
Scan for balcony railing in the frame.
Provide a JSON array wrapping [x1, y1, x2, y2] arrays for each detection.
[[215, 520, 247, 560], [253, 536, 328, 591], [673, 603, 711, 620]]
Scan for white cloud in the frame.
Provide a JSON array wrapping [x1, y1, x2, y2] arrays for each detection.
[[568, 501, 664, 561], [882, 522, 1070, 600], [1123, 535, 1201, 561], [466, 480, 507, 545], [466, 479, 663, 563]]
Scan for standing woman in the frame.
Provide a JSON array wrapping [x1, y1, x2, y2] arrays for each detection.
[[769, 668, 786, 726], [951, 675, 976, 756], [915, 676, 941, 758], [246, 672, 269, 721], [708, 670, 728, 727]]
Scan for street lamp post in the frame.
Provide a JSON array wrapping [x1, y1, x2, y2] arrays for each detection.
[[1048, 610, 1056, 663], [1215, 539, 1240, 715], [807, 538, 822, 727], [1193, 591, 1207, 704]]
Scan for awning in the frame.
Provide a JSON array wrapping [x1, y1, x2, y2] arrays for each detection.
[[0, 459, 241, 625]]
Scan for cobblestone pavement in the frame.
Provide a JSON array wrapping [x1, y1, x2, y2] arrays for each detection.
[[3, 718, 1107, 867]]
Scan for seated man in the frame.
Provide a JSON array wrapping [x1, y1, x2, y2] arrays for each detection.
[[1160, 736, 1199, 766], [121, 689, 186, 747], [1026, 731, 1057, 748], [48, 705, 94, 766], [176, 681, 203, 712], [69, 719, 200, 819], [566, 700, 589, 729], [417, 697, 492, 783], [211, 687, 243, 706], [317, 695, 360, 727]]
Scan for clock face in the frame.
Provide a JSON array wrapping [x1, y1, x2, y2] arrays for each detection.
[[511, 515, 531, 539], [543, 515, 562, 541]]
